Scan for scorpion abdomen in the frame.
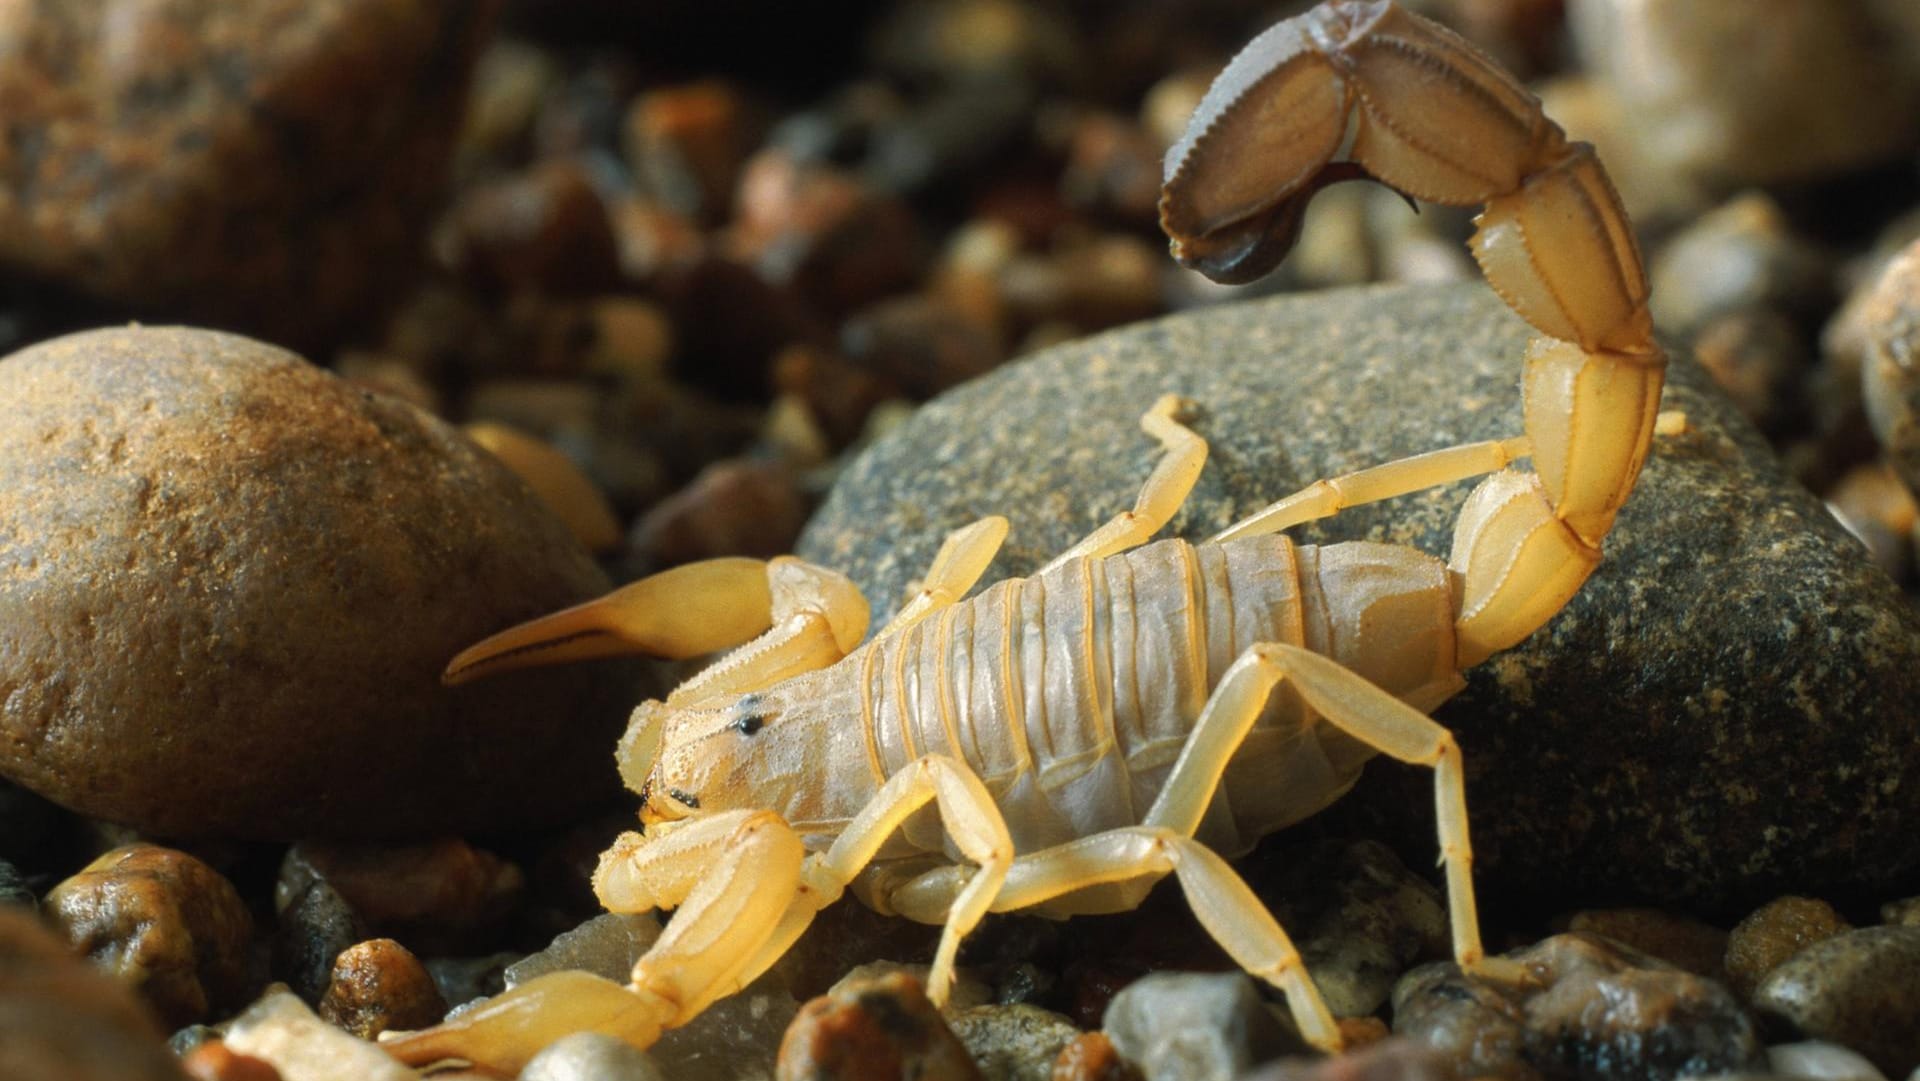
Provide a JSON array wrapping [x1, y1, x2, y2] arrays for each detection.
[[862, 535, 1463, 860]]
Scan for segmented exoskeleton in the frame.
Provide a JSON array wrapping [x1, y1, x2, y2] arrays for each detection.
[[386, 2, 1678, 1071]]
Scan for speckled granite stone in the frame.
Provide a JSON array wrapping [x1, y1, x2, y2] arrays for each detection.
[[799, 282, 1920, 912]]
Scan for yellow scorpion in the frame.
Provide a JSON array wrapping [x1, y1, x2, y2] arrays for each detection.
[[388, 1, 1677, 1071]]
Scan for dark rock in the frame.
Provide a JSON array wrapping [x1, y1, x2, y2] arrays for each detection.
[[1101, 972, 1306, 1081], [1725, 897, 1851, 1001], [0, 906, 192, 1081], [800, 282, 1920, 912], [727, 149, 924, 319], [841, 295, 1006, 398], [426, 952, 519, 1013], [0, 0, 497, 352], [317, 938, 446, 1039], [271, 876, 364, 1003], [624, 80, 764, 226], [0, 777, 75, 871], [1393, 933, 1766, 1081], [626, 458, 811, 575], [44, 845, 254, 1029], [777, 969, 981, 1081], [1752, 925, 1920, 1078], [0, 859, 33, 910], [653, 976, 796, 1081], [445, 160, 623, 297], [0, 326, 640, 839]]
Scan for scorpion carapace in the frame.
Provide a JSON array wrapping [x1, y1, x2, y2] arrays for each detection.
[[384, 2, 1670, 1073]]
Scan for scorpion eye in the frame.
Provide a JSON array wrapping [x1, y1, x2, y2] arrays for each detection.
[[733, 712, 768, 736]]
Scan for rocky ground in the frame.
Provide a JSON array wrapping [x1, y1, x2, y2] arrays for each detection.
[[2, 1, 1920, 1080]]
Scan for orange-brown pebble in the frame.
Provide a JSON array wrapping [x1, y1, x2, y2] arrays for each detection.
[[317, 938, 447, 1039], [1724, 896, 1851, 999], [180, 1042, 284, 1081], [776, 970, 982, 1081], [0, 907, 191, 1081], [45, 845, 254, 1029], [1335, 1016, 1392, 1049], [1566, 907, 1730, 978], [1051, 1032, 1143, 1081]]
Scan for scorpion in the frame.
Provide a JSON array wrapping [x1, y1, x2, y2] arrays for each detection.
[[387, 1, 1677, 1071]]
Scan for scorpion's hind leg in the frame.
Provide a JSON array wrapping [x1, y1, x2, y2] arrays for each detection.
[[1039, 393, 1209, 574], [383, 810, 808, 1074]]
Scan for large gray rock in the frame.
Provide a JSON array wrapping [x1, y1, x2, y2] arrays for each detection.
[[799, 282, 1920, 913]]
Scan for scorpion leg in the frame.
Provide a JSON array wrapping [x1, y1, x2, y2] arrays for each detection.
[[805, 755, 1015, 1005], [1038, 393, 1208, 574], [876, 515, 1011, 640], [1147, 641, 1518, 982], [888, 826, 1344, 1053], [668, 556, 871, 706], [383, 810, 805, 1074]]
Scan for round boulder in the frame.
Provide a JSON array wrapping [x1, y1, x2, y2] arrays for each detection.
[[800, 282, 1920, 913], [0, 326, 638, 839]]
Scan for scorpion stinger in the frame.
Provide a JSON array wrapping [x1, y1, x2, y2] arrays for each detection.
[[385, 2, 1678, 1072]]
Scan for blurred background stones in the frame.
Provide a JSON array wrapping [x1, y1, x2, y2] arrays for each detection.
[[1, 0, 1920, 1078]]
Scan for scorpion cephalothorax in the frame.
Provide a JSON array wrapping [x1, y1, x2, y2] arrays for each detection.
[[385, 2, 1675, 1072]]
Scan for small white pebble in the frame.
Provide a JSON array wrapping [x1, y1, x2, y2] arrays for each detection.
[[1768, 1040, 1889, 1081], [225, 989, 422, 1081], [519, 1032, 666, 1081]]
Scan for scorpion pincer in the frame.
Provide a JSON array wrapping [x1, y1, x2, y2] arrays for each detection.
[[386, 1, 1679, 1071]]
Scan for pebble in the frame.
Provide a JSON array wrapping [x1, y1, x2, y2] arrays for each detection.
[[1392, 933, 1766, 1080], [1570, 0, 1920, 189], [841, 295, 1006, 398], [179, 1042, 286, 1081], [1848, 239, 1920, 496], [222, 989, 421, 1081], [1246, 839, 1448, 1019], [625, 458, 811, 574], [317, 939, 447, 1040], [1101, 972, 1306, 1081], [948, 1003, 1081, 1081], [1058, 112, 1164, 227], [44, 844, 254, 1029], [1883, 897, 1920, 927], [625, 80, 763, 226], [1691, 310, 1811, 437], [464, 422, 624, 553], [1237, 1039, 1463, 1081], [1050, 1033, 1141, 1081], [0, 327, 638, 839], [1825, 464, 1918, 584], [1726, 897, 1853, 1001], [0, 857, 34, 910], [445, 160, 623, 297], [800, 283, 1920, 911], [1563, 907, 1730, 980], [728, 149, 924, 318], [273, 875, 366, 1004], [0, 1, 494, 351], [777, 969, 980, 1081], [0, 906, 193, 1081], [519, 1032, 667, 1081], [426, 953, 520, 1015], [504, 912, 664, 989], [641, 977, 796, 1081], [1752, 926, 1920, 1078], [281, 840, 524, 957], [1648, 193, 1833, 339]]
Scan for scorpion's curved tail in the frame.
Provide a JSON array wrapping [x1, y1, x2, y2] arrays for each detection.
[[1160, 0, 1667, 667]]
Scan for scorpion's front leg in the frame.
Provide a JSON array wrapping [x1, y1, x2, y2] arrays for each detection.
[[383, 809, 807, 1074], [442, 555, 870, 706], [1039, 393, 1207, 574]]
